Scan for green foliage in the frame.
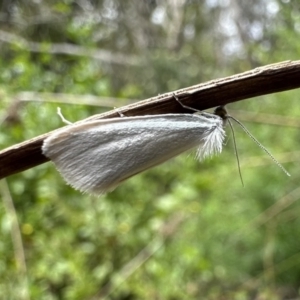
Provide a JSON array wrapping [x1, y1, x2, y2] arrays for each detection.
[[1, 1, 300, 299]]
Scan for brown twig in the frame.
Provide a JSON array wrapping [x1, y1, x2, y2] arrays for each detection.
[[1, 60, 300, 179]]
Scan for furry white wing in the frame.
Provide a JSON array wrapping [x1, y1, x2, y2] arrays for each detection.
[[42, 113, 224, 194]]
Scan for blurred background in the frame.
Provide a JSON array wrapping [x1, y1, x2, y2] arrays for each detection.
[[1, 1, 300, 299]]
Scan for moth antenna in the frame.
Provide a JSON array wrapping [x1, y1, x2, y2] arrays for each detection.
[[228, 115, 291, 177], [215, 105, 244, 185], [227, 119, 244, 187]]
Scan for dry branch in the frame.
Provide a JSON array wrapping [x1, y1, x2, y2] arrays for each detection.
[[1, 60, 300, 179]]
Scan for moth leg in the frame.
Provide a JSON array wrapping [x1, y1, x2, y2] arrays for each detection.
[[172, 93, 199, 113], [115, 109, 125, 117], [57, 107, 73, 125]]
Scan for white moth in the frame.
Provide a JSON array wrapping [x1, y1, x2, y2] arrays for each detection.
[[42, 112, 225, 194], [43, 99, 290, 195]]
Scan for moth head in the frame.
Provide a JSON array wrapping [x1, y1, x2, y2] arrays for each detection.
[[214, 105, 228, 125]]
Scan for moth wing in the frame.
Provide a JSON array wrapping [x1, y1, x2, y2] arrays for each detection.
[[42, 114, 224, 194]]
